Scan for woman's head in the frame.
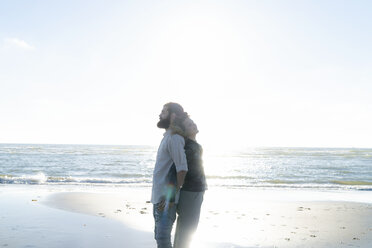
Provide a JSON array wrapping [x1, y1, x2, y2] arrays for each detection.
[[183, 117, 199, 139], [170, 116, 198, 139]]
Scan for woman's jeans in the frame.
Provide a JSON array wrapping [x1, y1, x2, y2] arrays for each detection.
[[153, 202, 177, 248], [173, 191, 204, 248]]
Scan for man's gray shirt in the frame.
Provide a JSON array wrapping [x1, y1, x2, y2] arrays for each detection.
[[151, 130, 188, 204]]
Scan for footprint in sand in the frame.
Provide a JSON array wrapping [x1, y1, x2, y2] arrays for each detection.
[[208, 210, 218, 215], [98, 213, 105, 217], [353, 237, 360, 240], [140, 210, 147, 214], [340, 227, 346, 229], [285, 238, 290, 241], [297, 207, 311, 211], [310, 235, 316, 238]]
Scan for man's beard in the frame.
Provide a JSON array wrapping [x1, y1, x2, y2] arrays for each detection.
[[157, 117, 170, 129]]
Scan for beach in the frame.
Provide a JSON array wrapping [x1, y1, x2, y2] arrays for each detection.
[[2, 0, 372, 246], [1, 185, 372, 248]]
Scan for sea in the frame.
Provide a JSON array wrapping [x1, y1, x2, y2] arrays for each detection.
[[1, 144, 372, 191]]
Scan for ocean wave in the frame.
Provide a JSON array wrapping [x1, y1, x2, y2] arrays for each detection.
[[206, 175, 253, 180], [331, 180, 372, 186], [2, 173, 372, 191], [2, 172, 372, 191], [0, 173, 151, 185], [262, 179, 372, 186], [0, 172, 48, 184], [234, 148, 372, 158], [264, 180, 299, 184]]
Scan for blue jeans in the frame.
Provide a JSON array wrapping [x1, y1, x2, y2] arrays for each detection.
[[153, 202, 177, 248]]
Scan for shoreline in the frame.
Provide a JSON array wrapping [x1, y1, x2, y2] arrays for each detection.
[[1, 185, 372, 247], [0, 186, 154, 248]]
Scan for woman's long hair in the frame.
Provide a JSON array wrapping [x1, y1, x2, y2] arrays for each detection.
[[169, 113, 188, 138]]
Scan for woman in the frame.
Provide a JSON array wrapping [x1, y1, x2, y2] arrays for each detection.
[[171, 117, 207, 248]]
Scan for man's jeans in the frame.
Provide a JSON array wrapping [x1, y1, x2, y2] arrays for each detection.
[[153, 202, 177, 248]]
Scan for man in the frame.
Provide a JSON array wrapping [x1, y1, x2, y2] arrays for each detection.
[[151, 102, 188, 248]]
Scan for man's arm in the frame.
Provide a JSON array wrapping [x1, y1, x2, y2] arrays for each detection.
[[157, 135, 187, 211], [168, 134, 188, 189], [176, 171, 187, 192]]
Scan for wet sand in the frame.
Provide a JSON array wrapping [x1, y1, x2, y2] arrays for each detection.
[[1, 186, 372, 248]]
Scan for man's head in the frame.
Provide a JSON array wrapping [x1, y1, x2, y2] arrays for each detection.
[[157, 102, 187, 129]]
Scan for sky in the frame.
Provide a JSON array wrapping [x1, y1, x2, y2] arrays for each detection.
[[1, 0, 372, 148]]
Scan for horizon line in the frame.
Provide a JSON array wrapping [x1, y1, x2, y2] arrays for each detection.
[[0, 142, 371, 149]]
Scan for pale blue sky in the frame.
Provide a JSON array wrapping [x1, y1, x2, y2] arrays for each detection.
[[1, 0, 371, 148]]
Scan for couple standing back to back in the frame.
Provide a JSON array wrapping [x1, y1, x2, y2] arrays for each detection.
[[151, 102, 207, 248]]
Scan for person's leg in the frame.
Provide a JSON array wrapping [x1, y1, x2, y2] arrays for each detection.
[[173, 207, 183, 248], [173, 191, 204, 248], [153, 202, 177, 248]]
